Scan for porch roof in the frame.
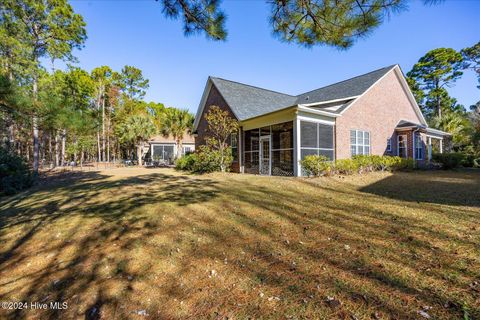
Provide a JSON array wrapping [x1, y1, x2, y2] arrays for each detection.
[[395, 120, 451, 137]]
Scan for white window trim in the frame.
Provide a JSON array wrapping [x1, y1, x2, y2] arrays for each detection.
[[397, 134, 408, 158], [386, 138, 392, 152], [350, 130, 370, 156]]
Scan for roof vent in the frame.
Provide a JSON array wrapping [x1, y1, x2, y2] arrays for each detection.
[[305, 96, 309, 101]]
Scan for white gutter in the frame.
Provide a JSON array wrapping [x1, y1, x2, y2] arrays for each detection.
[[297, 105, 341, 118], [299, 96, 359, 107]]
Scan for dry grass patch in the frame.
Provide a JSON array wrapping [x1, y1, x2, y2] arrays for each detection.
[[0, 168, 479, 319]]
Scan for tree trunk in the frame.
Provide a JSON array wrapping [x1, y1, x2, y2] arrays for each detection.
[[48, 133, 53, 167], [102, 94, 106, 162], [80, 147, 84, 169], [61, 129, 66, 166], [176, 137, 183, 159], [55, 132, 59, 167], [32, 78, 39, 173], [137, 143, 143, 167], [97, 131, 101, 162]]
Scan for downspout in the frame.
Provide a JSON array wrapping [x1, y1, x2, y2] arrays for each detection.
[[413, 128, 420, 169]]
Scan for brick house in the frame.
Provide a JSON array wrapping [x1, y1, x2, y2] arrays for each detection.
[[193, 65, 450, 176]]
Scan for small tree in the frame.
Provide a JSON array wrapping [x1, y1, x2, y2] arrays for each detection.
[[116, 114, 155, 166], [203, 105, 239, 172], [160, 108, 194, 159]]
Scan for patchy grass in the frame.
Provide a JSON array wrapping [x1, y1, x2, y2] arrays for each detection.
[[0, 168, 479, 319]]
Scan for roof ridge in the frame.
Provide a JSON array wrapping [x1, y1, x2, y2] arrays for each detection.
[[210, 76, 297, 98], [296, 64, 397, 97]]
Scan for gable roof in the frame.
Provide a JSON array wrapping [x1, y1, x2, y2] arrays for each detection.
[[209, 77, 297, 120], [295, 65, 396, 105], [207, 65, 396, 122], [194, 64, 425, 130]]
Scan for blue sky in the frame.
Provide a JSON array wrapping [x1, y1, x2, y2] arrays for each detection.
[[67, 0, 479, 113]]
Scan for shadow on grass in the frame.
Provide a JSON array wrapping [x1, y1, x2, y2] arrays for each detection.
[[359, 170, 480, 207], [0, 170, 219, 319], [0, 169, 478, 319]]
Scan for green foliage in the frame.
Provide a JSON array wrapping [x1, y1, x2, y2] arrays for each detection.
[[193, 144, 233, 173], [175, 145, 234, 174], [204, 105, 239, 172], [461, 41, 480, 90], [406, 48, 464, 119], [117, 65, 149, 100], [300, 155, 413, 177], [175, 153, 197, 171], [270, 0, 406, 49], [432, 152, 465, 169], [160, 108, 194, 159], [300, 155, 332, 176], [0, 146, 33, 195], [160, 0, 227, 41], [430, 109, 472, 149], [116, 113, 156, 145]]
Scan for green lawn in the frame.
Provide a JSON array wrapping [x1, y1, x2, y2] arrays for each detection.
[[0, 168, 479, 319]]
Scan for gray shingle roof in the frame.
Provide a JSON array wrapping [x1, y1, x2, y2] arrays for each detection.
[[210, 65, 397, 121], [210, 77, 297, 120], [295, 65, 396, 104]]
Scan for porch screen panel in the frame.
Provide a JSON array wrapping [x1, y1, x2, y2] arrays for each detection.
[[300, 121, 335, 161], [271, 121, 294, 176], [244, 129, 260, 174]]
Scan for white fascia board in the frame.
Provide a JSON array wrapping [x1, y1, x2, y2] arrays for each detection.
[[300, 96, 359, 107], [193, 79, 212, 131], [394, 66, 428, 126], [297, 105, 341, 118]]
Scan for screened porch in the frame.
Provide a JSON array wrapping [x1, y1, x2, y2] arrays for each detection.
[[241, 119, 335, 177]]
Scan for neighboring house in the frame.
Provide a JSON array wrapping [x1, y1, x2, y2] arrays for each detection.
[[193, 65, 450, 176], [144, 132, 195, 165]]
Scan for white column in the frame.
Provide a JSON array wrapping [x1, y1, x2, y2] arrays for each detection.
[[294, 115, 301, 177], [427, 137, 432, 161], [439, 139, 443, 153], [239, 128, 244, 173]]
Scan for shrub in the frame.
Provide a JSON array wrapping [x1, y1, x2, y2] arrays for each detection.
[[0, 147, 33, 195], [193, 145, 233, 173], [432, 152, 465, 169], [334, 159, 360, 175], [300, 155, 331, 176], [175, 153, 197, 171], [300, 154, 414, 177]]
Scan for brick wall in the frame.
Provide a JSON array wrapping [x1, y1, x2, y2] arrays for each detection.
[[195, 83, 240, 172], [335, 69, 424, 159]]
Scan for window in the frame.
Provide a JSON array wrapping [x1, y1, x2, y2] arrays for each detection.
[[415, 133, 423, 160], [386, 138, 392, 152], [397, 135, 407, 158], [182, 146, 192, 155], [152, 144, 175, 163], [350, 130, 370, 156], [231, 134, 238, 161]]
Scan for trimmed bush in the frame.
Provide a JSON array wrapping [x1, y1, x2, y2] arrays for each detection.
[[0, 147, 33, 195], [432, 152, 465, 169], [175, 153, 197, 171], [300, 154, 414, 177], [175, 145, 234, 174]]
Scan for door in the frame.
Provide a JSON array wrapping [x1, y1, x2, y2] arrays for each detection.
[[397, 135, 407, 158], [259, 136, 270, 175]]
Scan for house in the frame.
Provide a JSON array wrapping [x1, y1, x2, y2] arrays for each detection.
[[144, 132, 195, 165], [193, 65, 450, 176]]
